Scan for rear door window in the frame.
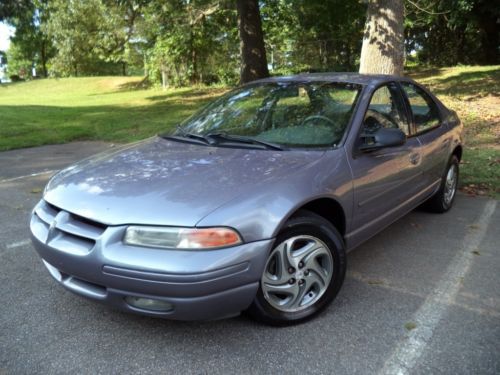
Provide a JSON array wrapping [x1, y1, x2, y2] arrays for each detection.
[[401, 82, 441, 133]]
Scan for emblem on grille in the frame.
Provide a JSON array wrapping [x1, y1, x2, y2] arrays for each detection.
[[46, 211, 69, 244], [46, 220, 58, 244]]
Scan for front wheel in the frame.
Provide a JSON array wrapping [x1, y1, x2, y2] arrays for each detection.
[[424, 155, 459, 213], [246, 210, 346, 326]]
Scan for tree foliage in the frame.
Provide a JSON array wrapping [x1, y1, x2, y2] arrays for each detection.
[[46, 0, 124, 76], [261, 0, 366, 74], [6, 42, 32, 78], [0, 0, 31, 21], [405, 0, 499, 66], [143, 0, 239, 86], [2, 0, 498, 83], [3, 0, 53, 78]]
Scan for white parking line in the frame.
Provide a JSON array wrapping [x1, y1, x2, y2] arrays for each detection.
[[349, 272, 500, 318], [380, 200, 497, 375], [0, 170, 56, 184], [6, 239, 31, 249]]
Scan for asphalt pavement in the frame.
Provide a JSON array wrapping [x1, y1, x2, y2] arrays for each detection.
[[1, 142, 499, 374]]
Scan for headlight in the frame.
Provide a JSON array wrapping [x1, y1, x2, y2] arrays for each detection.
[[123, 226, 242, 249]]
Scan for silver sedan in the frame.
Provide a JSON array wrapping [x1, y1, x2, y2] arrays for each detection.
[[30, 73, 463, 325]]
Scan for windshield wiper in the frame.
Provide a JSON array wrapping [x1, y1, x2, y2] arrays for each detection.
[[162, 127, 283, 150], [161, 126, 216, 146], [207, 133, 283, 150]]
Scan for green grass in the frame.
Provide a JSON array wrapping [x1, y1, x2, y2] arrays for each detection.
[[409, 66, 499, 148], [0, 77, 226, 150], [460, 149, 499, 198], [408, 65, 500, 198], [1, 67, 498, 197]]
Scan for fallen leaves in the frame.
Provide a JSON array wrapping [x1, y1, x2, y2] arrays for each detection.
[[460, 183, 491, 197]]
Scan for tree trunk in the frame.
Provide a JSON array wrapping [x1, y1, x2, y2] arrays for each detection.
[[40, 39, 48, 78], [237, 0, 269, 84], [359, 0, 404, 76], [190, 31, 198, 84], [161, 63, 168, 90]]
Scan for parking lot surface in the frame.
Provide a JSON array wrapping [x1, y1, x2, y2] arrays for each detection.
[[1, 142, 499, 374]]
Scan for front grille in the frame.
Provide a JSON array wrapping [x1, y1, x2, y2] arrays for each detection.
[[32, 200, 107, 255]]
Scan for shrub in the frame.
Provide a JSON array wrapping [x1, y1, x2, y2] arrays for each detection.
[[9, 75, 24, 82]]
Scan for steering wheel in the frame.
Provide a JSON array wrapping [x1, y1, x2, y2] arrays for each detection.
[[300, 115, 336, 127], [364, 109, 398, 131]]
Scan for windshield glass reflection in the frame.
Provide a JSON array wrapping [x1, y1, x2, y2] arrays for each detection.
[[175, 82, 361, 148]]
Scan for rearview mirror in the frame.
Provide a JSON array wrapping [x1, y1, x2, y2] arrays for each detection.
[[359, 127, 406, 151]]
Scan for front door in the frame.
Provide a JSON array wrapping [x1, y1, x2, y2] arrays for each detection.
[[348, 83, 425, 246]]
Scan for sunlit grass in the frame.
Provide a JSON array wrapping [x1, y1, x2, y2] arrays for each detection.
[[409, 66, 500, 197], [0, 77, 226, 150]]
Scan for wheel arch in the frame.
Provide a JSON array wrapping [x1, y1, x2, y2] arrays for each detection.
[[452, 145, 463, 162], [287, 197, 347, 238]]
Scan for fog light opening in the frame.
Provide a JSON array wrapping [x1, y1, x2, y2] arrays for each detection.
[[125, 296, 174, 312]]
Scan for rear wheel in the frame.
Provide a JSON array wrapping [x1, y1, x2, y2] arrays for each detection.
[[247, 210, 346, 326], [424, 155, 459, 213]]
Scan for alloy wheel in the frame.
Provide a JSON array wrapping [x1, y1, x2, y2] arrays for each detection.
[[261, 235, 333, 313], [443, 164, 457, 206]]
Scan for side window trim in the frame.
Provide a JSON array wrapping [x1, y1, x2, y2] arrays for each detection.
[[396, 81, 417, 137], [394, 81, 415, 136]]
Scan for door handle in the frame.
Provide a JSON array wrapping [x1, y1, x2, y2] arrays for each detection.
[[441, 139, 451, 150], [410, 153, 420, 165]]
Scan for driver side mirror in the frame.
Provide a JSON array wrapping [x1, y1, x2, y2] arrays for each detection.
[[359, 125, 406, 152]]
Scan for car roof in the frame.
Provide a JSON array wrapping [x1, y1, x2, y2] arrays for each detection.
[[253, 72, 415, 86]]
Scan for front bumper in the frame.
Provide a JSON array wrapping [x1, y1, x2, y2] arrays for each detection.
[[30, 200, 272, 320]]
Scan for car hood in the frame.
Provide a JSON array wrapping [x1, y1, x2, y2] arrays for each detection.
[[44, 137, 325, 226]]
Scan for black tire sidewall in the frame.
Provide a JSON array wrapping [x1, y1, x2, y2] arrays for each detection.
[[423, 155, 460, 213]]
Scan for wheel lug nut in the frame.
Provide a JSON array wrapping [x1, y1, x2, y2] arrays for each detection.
[[298, 279, 305, 285], [298, 262, 304, 268], [304, 270, 309, 276], [288, 267, 295, 274], [289, 278, 295, 284]]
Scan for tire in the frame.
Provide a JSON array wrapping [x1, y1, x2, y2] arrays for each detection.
[[423, 155, 459, 213], [246, 210, 346, 326]]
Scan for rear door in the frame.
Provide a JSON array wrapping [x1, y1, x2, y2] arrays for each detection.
[[400, 82, 451, 188], [349, 82, 425, 240]]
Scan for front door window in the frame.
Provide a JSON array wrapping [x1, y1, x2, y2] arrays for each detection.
[[363, 83, 410, 137]]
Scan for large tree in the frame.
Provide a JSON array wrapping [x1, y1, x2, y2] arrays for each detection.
[[9, 1, 53, 78], [359, 0, 404, 75], [46, 0, 140, 76], [237, 0, 269, 83]]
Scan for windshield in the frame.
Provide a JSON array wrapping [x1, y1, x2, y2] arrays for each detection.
[[173, 81, 361, 148]]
